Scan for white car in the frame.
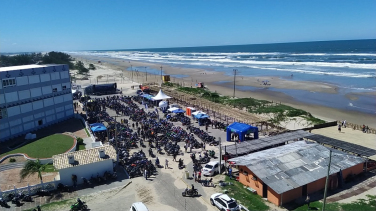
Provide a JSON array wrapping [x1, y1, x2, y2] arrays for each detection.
[[130, 202, 149, 211], [210, 193, 240, 211], [202, 161, 220, 176]]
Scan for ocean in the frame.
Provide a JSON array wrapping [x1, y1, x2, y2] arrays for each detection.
[[69, 39, 376, 114]]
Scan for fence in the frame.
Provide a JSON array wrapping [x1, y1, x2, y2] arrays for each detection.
[[337, 120, 376, 134], [0, 179, 59, 198], [75, 113, 96, 142]]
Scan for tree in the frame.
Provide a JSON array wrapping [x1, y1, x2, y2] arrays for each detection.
[[20, 159, 47, 182], [75, 61, 89, 74], [88, 63, 96, 70]]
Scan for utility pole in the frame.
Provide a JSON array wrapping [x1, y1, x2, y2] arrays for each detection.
[[219, 137, 222, 174], [145, 67, 147, 81], [233, 69, 238, 98], [160, 66, 163, 81], [131, 65, 133, 82], [322, 150, 332, 211]]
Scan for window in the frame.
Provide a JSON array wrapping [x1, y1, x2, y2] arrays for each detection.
[[52, 88, 57, 92], [0, 108, 8, 119], [62, 85, 67, 90], [2, 78, 16, 88]]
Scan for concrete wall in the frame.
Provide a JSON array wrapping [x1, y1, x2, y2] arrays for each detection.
[[58, 159, 114, 186], [307, 177, 326, 194], [342, 163, 363, 179]]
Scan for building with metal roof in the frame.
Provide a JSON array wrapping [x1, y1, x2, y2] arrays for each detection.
[[223, 130, 313, 156], [53, 145, 116, 186], [229, 141, 364, 206]]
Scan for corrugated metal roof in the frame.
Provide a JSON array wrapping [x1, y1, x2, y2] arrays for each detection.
[[223, 130, 314, 156], [229, 141, 364, 194], [307, 134, 376, 157]]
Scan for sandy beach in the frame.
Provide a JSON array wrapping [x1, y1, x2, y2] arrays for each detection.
[[71, 55, 376, 128]]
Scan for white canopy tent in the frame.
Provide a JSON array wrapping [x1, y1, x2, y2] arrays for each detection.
[[152, 89, 171, 100], [159, 101, 168, 109], [192, 111, 207, 116], [168, 107, 179, 112]]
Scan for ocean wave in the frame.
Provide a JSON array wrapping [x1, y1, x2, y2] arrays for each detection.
[[66, 51, 376, 77]]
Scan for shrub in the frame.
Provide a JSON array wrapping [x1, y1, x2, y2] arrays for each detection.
[[9, 158, 16, 162], [77, 137, 84, 145]]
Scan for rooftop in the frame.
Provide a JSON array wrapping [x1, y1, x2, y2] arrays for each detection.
[[0, 64, 61, 72], [223, 130, 313, 155], [310, 126, 376, 160], [53, 145, 116, 170], [229, 141, 364, 194]]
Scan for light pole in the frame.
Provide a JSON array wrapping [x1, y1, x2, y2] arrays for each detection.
[[233, 69, 238, 98], [145, 67, 147, 82]]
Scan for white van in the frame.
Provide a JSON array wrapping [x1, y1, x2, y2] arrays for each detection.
[[130, 202, 149, 211]]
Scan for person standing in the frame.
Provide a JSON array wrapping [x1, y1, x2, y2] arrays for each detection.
[[165, 159, 169, 169], [305, 195, 310, 208], [228, 166, 232, 179], [338, 124, 341, 133]]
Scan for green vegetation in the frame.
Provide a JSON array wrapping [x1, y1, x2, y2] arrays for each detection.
[[89, 63, 96, 70], [24, 199, 75, 211], [75, 61, 89, 74], [84, 128, 90, 137], [0, 51, 75, 69], [0, 134, 74, 158], [9, 158, 16, 162], [20, 159, 47, 182], [176, 86, 325, 126], [43, 163, 57, 172], [76, 137, 86, 151], [293, 195, 376, 211], [220, 175, 269, 211]]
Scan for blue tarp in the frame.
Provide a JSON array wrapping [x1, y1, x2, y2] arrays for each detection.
[[172, 109, 185, 113], [142, 94, 155, 101], [90, 123, 107, 132], [226, 122, 258, 142]]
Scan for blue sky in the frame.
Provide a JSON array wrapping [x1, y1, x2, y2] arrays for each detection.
[[1, 0, 375, 52]]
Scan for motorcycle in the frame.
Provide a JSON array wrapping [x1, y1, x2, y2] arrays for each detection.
[[0, 197, 9, 208], [57, 183, 71, 192], [182, 188, 198, 197], [70, 201, 88, 211]]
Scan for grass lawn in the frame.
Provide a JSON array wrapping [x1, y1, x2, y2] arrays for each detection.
[[43, 163, 57, 172], [220, 175, 269, 211], [0, 134, 74, 158], [293, 195, 376, 211]]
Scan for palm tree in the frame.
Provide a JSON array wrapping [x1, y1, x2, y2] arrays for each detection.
[[20, 159, 47, 182]]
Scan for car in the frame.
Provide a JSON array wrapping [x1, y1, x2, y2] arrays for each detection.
[[129, 202, 149, 211], [210, 193, 240, 211], [201, 161, 220, 176]]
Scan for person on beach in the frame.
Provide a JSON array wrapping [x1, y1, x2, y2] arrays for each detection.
[[338, 124, 341, 132]]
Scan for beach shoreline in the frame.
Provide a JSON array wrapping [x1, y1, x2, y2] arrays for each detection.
[[70, 54, 376, 128]]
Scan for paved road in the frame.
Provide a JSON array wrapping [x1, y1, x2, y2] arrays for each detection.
[[0, 162, 25, 172]]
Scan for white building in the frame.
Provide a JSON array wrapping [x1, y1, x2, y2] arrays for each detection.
[[53, 145, 116, 186], [0, 64, 74, 142]]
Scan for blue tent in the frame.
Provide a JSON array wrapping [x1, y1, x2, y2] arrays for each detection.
[[90, 123, 107, 132], [194, 113, 209, 119], [172, 109, 185, 113], [226, 122, 258, 142]]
